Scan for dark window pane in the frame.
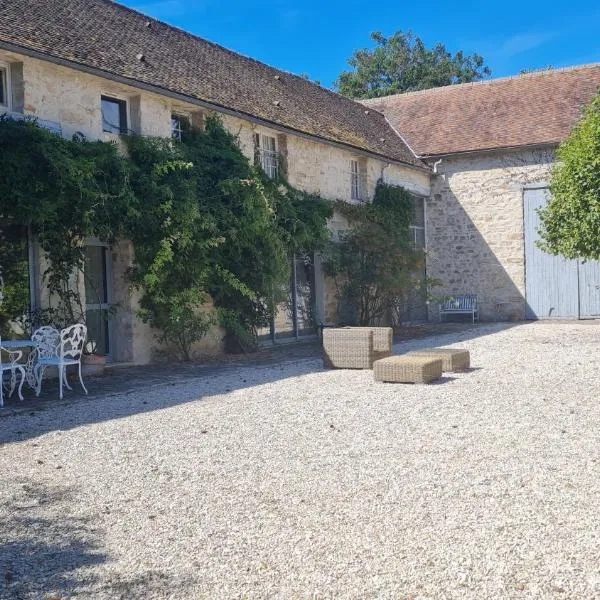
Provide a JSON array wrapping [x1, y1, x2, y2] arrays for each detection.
[[411, 197, 425, 227], [0, 225, 31, 338], [84, 246, 108, 304], [0, 69, 6, 106], [101, 96, 126, 134], [85, 308, 109, 355]]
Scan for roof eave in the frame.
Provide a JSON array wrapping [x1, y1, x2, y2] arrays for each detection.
[[0, 40, 430, 172], [418, 141, 559, 160]]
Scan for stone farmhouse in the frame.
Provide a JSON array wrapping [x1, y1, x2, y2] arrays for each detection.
[[0, 0, 599, 364]]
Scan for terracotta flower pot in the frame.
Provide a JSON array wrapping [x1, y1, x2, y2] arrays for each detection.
[[82, 353, 107, 377]]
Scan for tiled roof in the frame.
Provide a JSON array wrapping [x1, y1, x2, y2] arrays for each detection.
[[0, 0, 425, 168], [363, 65, 600, 157]]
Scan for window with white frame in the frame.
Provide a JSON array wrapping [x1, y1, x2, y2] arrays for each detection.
[[350, 159, 361, 201], [409, 196, 425, 250], [255, 134, 279, 179], [171, 113, 188, 141], [0, 64, 10, 109]]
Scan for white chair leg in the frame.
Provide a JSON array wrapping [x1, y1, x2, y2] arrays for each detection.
[[16, 367, 24, 401], [0, 372, 4, 408], [35, 365, 46, 397], [78, 361, 88, 395], [59, 365, 63, 400], [9, 368, 16, 397], [63, 367, 72, 391]]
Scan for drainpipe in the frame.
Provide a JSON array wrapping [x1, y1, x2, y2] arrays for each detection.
[[433, 159, 443, 174]]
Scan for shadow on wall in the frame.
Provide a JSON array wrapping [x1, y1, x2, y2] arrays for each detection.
[[426, 149, 554, 322]]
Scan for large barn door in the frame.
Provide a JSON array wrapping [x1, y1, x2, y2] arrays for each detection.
[[524, 187, 579, 318], [578, 260, 600, 317]]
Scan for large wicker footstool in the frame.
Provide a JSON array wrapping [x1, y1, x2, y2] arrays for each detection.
[[373, 355, 442, 384], [323, 328, 374, 369], [406, 348, 470, 372]]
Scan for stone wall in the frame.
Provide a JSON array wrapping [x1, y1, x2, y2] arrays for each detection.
[[0, 49, 430, 361], [427, 148, 554, 321]]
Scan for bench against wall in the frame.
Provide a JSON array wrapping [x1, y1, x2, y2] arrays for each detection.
[[439, 294, 479, 323]]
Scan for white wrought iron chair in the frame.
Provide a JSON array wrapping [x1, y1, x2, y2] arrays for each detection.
[[0, 337, 26, 407], [34, 324, 88, 400]]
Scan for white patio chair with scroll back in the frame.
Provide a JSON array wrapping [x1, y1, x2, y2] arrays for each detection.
[[34, 324, 88, 400], [0, 337, 26, 407]]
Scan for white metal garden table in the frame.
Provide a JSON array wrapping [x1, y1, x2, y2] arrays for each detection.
[[2, 339, 38, 389]]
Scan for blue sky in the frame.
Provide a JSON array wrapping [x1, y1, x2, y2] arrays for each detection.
[[125, 0, 600, 89]]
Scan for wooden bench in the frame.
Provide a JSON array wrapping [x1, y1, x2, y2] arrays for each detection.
[[439, 295, 479, 323]]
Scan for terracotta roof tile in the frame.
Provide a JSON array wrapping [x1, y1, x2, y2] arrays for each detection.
[[363, 65, 600, 157], [0, 0, 424, 168]]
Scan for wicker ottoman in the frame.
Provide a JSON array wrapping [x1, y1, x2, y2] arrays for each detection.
[[406, 348, 470, 372], [343, 326, 393, 361], [323, 328, 374, 369], [373, 355, 443, 384]]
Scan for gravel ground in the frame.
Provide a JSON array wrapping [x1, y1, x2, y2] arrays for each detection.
[[1, 321, 600, 599]]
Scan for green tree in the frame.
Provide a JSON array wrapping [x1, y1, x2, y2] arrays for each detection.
[[323, 182, 425, 325], [538, 91, 600, 260], [335, 30, 491, 99]]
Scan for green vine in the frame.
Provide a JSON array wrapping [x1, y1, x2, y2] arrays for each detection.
[[0, 115, 331, 358], [323, 180, 428, 326]]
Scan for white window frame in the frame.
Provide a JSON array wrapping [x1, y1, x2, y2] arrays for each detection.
[[350, 159, 361, 202], [171, 112, 189, 141], [101, 93, 129, 135], [0, 61, 12, 111], [409, 195, 426, 251], [255, 133, 279, 179]]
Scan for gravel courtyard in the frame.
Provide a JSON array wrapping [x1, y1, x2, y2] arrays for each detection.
[[1, 321, 600, 599]]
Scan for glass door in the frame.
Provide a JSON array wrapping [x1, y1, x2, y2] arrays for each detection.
[[84, 244, 111, 358]]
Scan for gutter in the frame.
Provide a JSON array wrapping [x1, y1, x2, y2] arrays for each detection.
[[0, 40, 431, 173], [420, 141, 558, 161]]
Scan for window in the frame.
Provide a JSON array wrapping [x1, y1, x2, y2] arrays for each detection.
[[255, 134, 279, 179], [350, 160, 361, 201], [0, 225, 34, 339], [101, 96, 127, 134], [85, 243, 112, 357], [171, 114, 188, 141], [0, 65, 9, 109], [409, 196, 426, 251]]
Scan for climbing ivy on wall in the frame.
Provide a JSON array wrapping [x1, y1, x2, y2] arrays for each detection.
[[0, 116, 331, 358], [0, 116, 134, 329], [323, 180, 426, 326]]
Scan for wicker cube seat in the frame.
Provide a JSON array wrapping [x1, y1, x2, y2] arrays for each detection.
[[323, 328, 374, 369], [344, 326, 393, 361], [406, 348, 470, 372], [373, 355, 442, 383]]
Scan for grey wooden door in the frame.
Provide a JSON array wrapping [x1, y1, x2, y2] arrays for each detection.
[[524, 187, 579, 318], [578, 259, 600, 317], [524, 187, 600, 318]]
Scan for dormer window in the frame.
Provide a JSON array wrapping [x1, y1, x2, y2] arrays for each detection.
[[255, 134, 278, 179]]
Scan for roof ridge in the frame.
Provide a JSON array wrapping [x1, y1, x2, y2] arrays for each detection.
[[361, 62, 600, 103]]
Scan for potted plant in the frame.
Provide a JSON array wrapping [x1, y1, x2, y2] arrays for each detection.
[[82, 339, 107, 376]]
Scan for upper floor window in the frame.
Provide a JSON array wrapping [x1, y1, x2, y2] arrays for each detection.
[[171, 114, 188, 141], [0, 65, 10, 109], [350, 160, 361, 201], [101, 96, 127, 134], [255, 133, 278, 179], [409, 196, 425, 251]]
